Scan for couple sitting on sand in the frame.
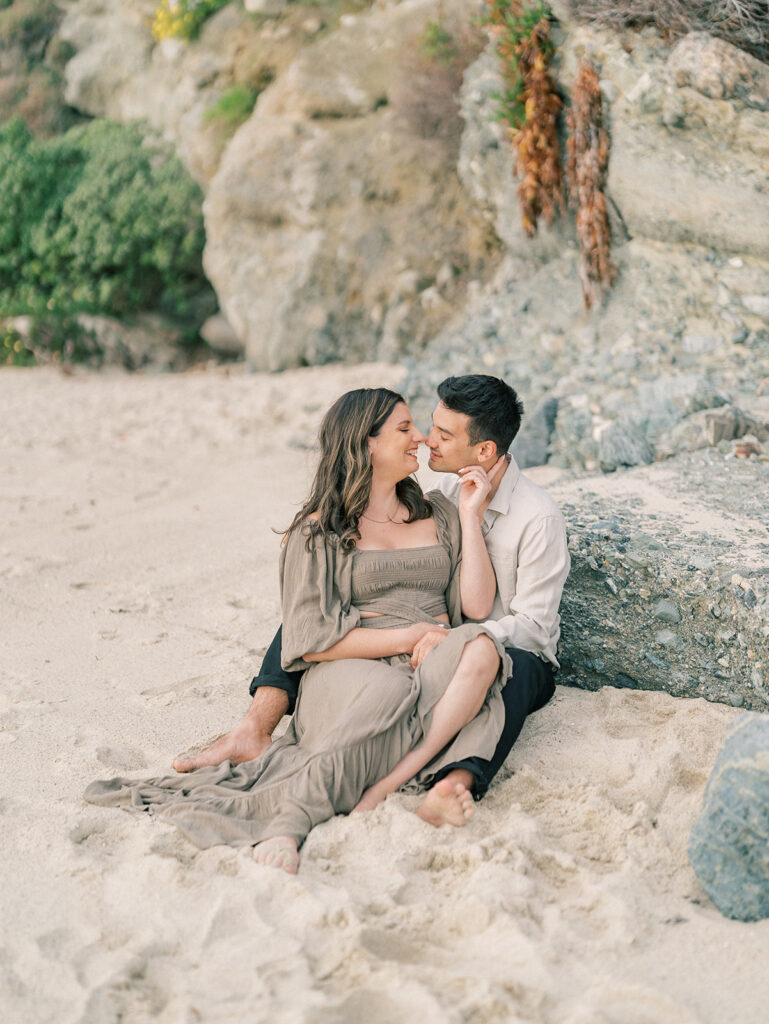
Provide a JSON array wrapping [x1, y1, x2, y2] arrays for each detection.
[[87, 374, 570, 874]]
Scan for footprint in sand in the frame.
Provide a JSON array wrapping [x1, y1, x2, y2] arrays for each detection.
[[558, 984, 700, 1024], [95, 745, 147, 771], [77, 951, 167, 1024], [69, 819, 108, 847]]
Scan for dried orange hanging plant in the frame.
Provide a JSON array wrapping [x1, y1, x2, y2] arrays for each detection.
[[484, 0, 564, 236], [565, 60, 616, 308]]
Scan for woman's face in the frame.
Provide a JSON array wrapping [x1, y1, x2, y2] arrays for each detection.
[[368, 402, 424, 480]]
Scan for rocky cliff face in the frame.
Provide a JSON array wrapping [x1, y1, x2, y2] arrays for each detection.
[[59, 2, 769, 381], [406, 9, 769, 477]]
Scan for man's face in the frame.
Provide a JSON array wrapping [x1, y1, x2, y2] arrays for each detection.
[[426, 402, 481, 473]]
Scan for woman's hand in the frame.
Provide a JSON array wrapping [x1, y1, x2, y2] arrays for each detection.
[[411, 627, 450, 668], [457, 456, 509, 521], [403, 621, 448, 656]]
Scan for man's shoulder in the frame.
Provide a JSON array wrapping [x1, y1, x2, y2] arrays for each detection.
[[501, 468, 566, 537], [513, 471, 565, 521]]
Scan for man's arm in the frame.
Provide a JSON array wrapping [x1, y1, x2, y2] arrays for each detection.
[[482, 515, 570, 661]]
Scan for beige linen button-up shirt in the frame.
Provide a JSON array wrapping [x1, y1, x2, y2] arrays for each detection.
[[435, 456, 570, 666]]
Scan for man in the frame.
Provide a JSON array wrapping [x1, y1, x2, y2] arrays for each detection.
[[174, 375, 570, 826]]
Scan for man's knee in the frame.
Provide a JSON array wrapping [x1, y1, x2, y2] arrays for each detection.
[[505, 647, 555, 711]]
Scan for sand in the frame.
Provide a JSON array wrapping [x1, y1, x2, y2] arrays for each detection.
[[2, 364, 769, 1024]]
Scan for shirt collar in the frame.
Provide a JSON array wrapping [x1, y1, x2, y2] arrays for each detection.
[[486, 454, 520, 518]]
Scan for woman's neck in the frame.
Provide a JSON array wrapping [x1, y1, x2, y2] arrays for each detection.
[[365, 477, 401, 518], [366, 479, 399, 512]]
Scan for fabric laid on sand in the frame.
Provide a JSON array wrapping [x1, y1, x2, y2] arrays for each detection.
[[85, 492, 511, 848]]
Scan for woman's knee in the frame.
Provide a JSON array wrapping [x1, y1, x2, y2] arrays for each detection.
[[463, 634, 500, 678]]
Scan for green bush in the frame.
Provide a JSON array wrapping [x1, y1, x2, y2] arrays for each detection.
[[204, 83, 258, 129], [0, 117, 210, 321], [0, 315, 104, 367]]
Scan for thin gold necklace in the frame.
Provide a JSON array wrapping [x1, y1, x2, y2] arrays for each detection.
[[361, 501, 405, 524]]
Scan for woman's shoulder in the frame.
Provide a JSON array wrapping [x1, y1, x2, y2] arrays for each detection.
[[425, 488, 460, 552], [426, 488, 457, 520]]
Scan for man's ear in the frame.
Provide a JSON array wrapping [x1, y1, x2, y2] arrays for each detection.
[[477, 441, 498, 465]]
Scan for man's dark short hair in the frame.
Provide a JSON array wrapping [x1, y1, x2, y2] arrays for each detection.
[[437, 374, 524, 454]]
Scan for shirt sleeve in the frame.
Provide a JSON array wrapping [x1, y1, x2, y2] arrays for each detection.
[[278, 525, 361, 671], [481, 514, 570, 663]]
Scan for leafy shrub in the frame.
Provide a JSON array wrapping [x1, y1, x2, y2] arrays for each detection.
[[0, 316, 104, 367], [152, 0, 232, 42], [0, 117, 210, 321], [204, 68, 274, 132], [484, 0, 564, 236], [569, 0, 768, 63], [205, 84, 258, 129]]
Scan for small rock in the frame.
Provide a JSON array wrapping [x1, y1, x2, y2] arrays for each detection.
[[510, 395, 558, 469], [200, 314, 242, 356], [732, 436, 762, 459], [742, 295, 769, 318], [656, 628, 683, 650], [682, 332, 723, 355], [652, 599, 681, 623]]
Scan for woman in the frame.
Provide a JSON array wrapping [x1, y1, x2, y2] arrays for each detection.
[[86, 389, 511, 873]]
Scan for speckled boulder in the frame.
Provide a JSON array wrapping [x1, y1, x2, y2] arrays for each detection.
[[688, 714, 769, 921]]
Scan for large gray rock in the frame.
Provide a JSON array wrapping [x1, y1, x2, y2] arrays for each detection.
[[688, 713, 769, 921], [603, 32, 769, 259], [549, 447, 769, 709], [203, 0, 497, 370], [668, 32, 769, 109]]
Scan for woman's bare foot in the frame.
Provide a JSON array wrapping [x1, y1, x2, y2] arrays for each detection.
[[352, 781, 390, 814], [253, 836, 299, 874], [172, 719, 272, 773], [416, 778, 475, 827]]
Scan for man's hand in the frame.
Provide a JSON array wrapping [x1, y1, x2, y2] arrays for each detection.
[[457, 455, 509, 520], [411, 627, 450, 668]]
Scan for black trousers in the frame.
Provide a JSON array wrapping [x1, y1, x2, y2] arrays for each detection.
[[249, 626, 555, 800]]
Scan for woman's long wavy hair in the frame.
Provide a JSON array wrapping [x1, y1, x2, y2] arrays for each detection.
[[285, 388, 432, 550]]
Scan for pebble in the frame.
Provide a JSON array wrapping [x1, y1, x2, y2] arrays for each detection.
[[652, 599, 682, 623]]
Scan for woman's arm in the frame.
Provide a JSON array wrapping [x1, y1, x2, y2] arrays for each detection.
[[305, 621, 443, 662], [456, 465, 499, 620]]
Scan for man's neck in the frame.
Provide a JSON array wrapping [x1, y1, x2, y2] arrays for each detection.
[[485, 454, 510, 504]]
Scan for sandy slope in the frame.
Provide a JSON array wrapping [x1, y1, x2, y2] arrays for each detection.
[[2, 365, 768, 1024]]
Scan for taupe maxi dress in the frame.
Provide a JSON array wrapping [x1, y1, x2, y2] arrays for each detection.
[[85, 492, 511, 849]]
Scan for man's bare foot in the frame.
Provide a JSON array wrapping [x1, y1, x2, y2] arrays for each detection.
[[416, 778, 475, 827], [253, 836, 299, 874], [172, 719, 271, 773], [352, 781, 390, 814]]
